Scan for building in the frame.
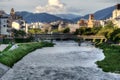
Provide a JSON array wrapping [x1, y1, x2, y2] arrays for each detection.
[[12, 20, 27, 32], [68, 23, 80, 33], [112, 4, 120, 19], [87, 14, 94, 28], [0, 10, 9, 36], [27, 22, 44, 29], [8, 8, 28, 33], [58, 21, 67, 31], [77, 19, 87, 27], [113, 16, 120, 28], [112, 4, 120, 28]]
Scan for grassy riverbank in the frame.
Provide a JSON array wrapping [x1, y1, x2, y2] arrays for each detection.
[[0, 42, 54, 67], [96, 43, 120, 73]]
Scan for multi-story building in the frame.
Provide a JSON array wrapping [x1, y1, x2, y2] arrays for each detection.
[[87, 14, 94, 28], [77, 19, 87, 27], [58, 21, 67, 31], [12, 20, 27, 32], [8, 8, 28, 33], [0, 8, 28, 38], [0, 10, 9, 36], [112, 4, 120, 28], [68, 23, 80, 33], [112, 4, 120, 19]]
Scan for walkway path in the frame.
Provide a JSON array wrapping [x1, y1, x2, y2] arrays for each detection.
[[0, 44, 8, 52], [1, 41, 120, 80]]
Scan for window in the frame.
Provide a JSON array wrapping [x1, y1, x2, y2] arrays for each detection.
[[3, 25, 6, 27], [7, 20, 9, 23], [7, 25, 10, 27]]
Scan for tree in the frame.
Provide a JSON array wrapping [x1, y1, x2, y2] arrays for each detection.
[[74, 29, 80, 35], [104, 21, 114, 29], [63, 27, 70, 33], [28, 28, 42, 34], [97, 22, 115, 40], [12, 29, 26, 37], [110, 29, 120, 42]]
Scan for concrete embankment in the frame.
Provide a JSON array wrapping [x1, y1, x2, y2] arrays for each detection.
[[0, 63, 9, 78]]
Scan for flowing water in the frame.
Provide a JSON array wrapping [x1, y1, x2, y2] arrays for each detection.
[[1, 41, 120, 80]]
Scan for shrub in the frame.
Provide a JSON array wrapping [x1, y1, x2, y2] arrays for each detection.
[[63, 27, 70, 33], [96, 43, 120, 73], [0, 42, 54, 67]]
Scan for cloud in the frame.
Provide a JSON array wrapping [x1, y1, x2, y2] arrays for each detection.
[[48, 0, 64, 7], [98, 0, 119, 3], [35, 0, 65, 14], [0, 0, 11, 2]]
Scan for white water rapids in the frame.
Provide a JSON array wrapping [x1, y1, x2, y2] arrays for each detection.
[[1, 41, 120, 80]]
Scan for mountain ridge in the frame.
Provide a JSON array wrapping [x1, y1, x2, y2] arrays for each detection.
[[16, 12, 72, 23], [73, 6, 115, 22], [16, 5, 115, 23]]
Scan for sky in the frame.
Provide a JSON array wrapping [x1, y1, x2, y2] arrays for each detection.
[[0, 0, 119, 15]]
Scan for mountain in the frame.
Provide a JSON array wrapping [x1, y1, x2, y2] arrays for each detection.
[[16, 5, 115, 23], [16, 11, 72, 23], [55, 14, 81, 20], [73, 6, 115, 22]]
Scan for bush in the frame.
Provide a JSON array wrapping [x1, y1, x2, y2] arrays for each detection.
[[96, 43, 120, 73], [110, 29, 120, 43], [74, 27, 102, 35], [63, 27, 70, 33], [28, 28, 42, 34], [0, 42, 54, 67], [14, 37, 33, 43], [2, 38, 12, 44]]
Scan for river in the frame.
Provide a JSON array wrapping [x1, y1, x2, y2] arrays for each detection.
[[1, 41, 120, 80]]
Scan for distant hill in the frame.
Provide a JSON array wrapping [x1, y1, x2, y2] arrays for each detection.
[[55, 14, 81, 20], [73, 6, 115, 22], [16, 11, 72, 23], [16, 5, 115, 23]]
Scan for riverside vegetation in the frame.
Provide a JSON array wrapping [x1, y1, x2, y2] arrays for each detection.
[[0, 42, 54, 67], [73, 21, 120, 73], [22, 21, 120, 73], [96, 43, 120, 73], [0, 21, 120, 73]]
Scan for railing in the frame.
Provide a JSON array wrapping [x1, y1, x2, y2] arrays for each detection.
[[77, 35, 107, 39], [33, 34, 107, 41], [33, 34, 77, 40]]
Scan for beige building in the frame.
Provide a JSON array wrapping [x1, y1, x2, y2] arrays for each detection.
[[112, 4, 120, 28], [58, 21, 67, 31], [112, 4, 120, 19], [77, 19, 87, 27], [87, 14, 94, 28], [68, 23, 80, 33], [9, 8, 28, 33], [12, 20, 28, 33]]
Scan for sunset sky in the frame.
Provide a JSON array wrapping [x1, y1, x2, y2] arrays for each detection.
[[0, 0, 119, 15]]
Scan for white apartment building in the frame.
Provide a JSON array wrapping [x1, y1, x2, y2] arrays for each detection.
[[0, 11, 9, 36], [112, 4, 120, 28]]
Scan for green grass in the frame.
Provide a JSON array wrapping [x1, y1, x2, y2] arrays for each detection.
[[96, 43, 120, 73], [0, 42, 54, 67]]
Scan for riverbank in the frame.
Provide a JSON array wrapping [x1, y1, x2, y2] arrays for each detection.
[[96, 43, 120, 73], [0, 42, 54, 67], [1, 41, 120, 80], [0, 44, 8, 52]]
